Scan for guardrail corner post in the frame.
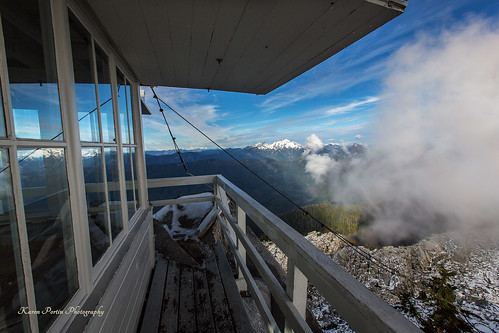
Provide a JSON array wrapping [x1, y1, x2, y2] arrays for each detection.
[[236, 205, 247, 279], [285, 258, 308, 332]]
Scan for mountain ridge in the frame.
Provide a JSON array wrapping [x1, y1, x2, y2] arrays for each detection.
[[145, 139, 366, 162]]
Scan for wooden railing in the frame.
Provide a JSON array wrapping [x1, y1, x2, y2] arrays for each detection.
[[147, 175, 422, 333]]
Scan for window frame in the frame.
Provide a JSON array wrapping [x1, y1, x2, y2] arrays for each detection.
[[0, 0, 147, 331], [0, 5, 75, 332]]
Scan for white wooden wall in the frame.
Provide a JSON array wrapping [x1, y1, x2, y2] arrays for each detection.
[[84, 211, 154, 333]]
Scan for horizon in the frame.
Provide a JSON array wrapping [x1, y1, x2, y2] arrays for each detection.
[[142, 0, 499, 151], [144, 138, 365, 151]]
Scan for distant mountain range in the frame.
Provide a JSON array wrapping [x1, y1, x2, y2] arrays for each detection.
[[146, 139, 366, 216], [145, 139, 366, 163]]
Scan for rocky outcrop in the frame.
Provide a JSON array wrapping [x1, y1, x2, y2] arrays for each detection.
[[265, 229, 499, 332]]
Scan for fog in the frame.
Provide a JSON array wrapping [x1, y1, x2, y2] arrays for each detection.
[[305, 21, 499, 244]]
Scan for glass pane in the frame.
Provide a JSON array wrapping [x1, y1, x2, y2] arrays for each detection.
[[0, 149, 29, 332], [126, 81, 134, 144], [0, 79, 6, 137], [18, 148, 78, 331], [2, 0, 63, 141], [123, 148, 135, 219], [116, 69, 129, 144], [104, 148, 122, 239], [82, 148, 110, 265], [131, 148, 139, 210], [95, 45, 115, 143], [68, 11, 99, 142]]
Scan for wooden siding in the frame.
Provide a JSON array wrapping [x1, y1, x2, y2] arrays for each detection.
[[83, 210, 154, 333]]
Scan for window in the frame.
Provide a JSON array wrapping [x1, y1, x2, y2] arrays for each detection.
[[1, 1, 80, 331], [0, 2, 144, 330], [81, 147, 110, 265], [95, 45, 115, 143], [18, 148, 78, 331], [104, 147, 123, 238], [2, 0, 63, 142], [123, 147, 139, 219], [69, 12, 99, 142], [0, 149, 29, 332], [69, 12, 124, 261], [117, 69, 139, 217], [117, 69, 129, 144]]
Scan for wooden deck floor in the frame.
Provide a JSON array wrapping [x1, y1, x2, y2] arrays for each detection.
[[139, 242, 253, 333]]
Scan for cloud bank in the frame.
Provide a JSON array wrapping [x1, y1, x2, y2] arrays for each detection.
[[305, 20, 499, 244]]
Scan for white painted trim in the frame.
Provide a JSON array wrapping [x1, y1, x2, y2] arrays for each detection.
[[216, 175, 421, 333], [147, 175, 216, 188], [216, 198, 311, 333], [107, 56, 130, 235], [0, 140, 68, 148], [150, 194, 214, 207], [285, 258, 308, 333], [130, 81, 148, 210], [51, 0, 93, 295], [236, 205, 247, 265]]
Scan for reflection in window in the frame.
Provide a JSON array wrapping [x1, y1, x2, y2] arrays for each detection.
[[82, 148, 110, 265], [104, 148, 122, 239], [131, 148, 139, 210], [1, 0, 63, 141], [68, 11, 99, 142], [0, 80, 6, 137], [116, 69, 129, 144], [0, 149, 29, 332], [95, 45, 115, 143], [126, 81, 134, 144], [18, 148, 78, 331], [123, 148, 135, 219]]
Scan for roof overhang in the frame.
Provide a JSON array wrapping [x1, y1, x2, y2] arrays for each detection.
[[82, 0, 406, 94]]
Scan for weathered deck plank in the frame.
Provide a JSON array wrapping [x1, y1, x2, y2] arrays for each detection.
[[160, 261, 180, 333], [139, 257, 168, 333], [145, 236, 252, 332], [205, 247, 236, 333], [214, 242, 254, 332], [178, 266, 196, 332], [193, 268, 216, 332]]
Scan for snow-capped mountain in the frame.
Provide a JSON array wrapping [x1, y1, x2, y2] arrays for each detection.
[[248, 139, 303, 150], [146, 139, 366, 164]]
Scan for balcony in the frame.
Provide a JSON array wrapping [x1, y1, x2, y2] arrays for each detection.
[[142, 175, 421, 333]]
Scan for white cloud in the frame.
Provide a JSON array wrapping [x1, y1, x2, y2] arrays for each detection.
[[305, 154, 334, 183], [305, 134, 324, 152], [143, 86, 235, 149], [324, 97, 379, 116], [329, 19, 499, 243]]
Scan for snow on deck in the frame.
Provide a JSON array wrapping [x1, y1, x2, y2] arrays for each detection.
[[154, 192, 214, 240]]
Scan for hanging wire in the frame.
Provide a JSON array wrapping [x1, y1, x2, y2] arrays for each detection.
[[150, 86, 499, 324], [150, 88, 214, 195], [150, 86, 398, 275], [151, 90, 190, 176]]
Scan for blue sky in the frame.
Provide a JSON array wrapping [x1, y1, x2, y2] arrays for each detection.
[[142, 0, 499, 151]]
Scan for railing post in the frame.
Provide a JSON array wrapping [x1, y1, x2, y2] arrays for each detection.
[[215, 178, 237, 243], [285, 257, 308, 333], [236, 205, 247, 279]]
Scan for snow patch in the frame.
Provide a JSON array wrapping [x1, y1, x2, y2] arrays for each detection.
[[154, 192, 213, 239]]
